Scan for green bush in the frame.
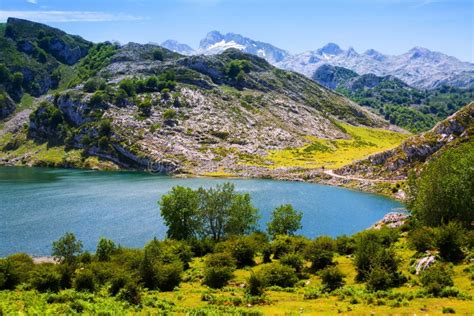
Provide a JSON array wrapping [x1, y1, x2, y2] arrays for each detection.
[[258, 263, 298, 288], [31, 265, 61, 292], [89, 91, 108, 106], [155, 260, 183, 291], [267, 204, 302, 238], [229, 237, 256, 268], [305, 236, 335, 271], [118, 281, 142, 305], [83, 78, 107, 92], [335, 235, 356, 255], [163, 108, 177, 120], [203, 253, 236, 289], [73, 269, 95, 292], [153, 49, 163, 61], [246, 271, 265, 297], [138, 99, 152, 116], [279, 253, 304, 273], [435, 222, 465, 262], [109, 275, 129, 296], [320, 266, 345, 292], [420, 264, 453, 296], [119, 79, 136, 97], [271, 235, 309, 259], [408, 226, 437, 253]]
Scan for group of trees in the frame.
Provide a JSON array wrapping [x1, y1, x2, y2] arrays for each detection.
[[160, 183, 303, 242]]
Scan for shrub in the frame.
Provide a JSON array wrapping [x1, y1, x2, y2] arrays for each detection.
[[408, 226, 437, 253], [246, 271, 265, 296], [163, 108, 177, 120], [442, 307, 456, 314], [118, 281, 141, 304], [73, 269, 95, 292], [155, 260, 183, 291], [229, 237, 256, 268], [420, 264, 453, 296], [0, 259, 19, 290], [109, 275, 128, 296], [119, 79, 136, 97], [335, 235, 356, 255], [31, 265, 61, 292], [203, 253, 236, 289], [138, 99, 152, 116], [304, 287, 322, 300], [161, 239, 194, 270], [89, 91, 108, 106], [262, 245, 272, 263], [435, 222, 465, 262], [320, 266, 345, 292], [258, 263, 298, 288], [83, 78, 107, 92], [280, 253, 304, 273], [114, 88, 128, 106], [366, 266, 395, 292], [305, 236, 335, 271], [271, 235, 309, 259], [153, 49, 164, 61], [96, 237, 116, 261]]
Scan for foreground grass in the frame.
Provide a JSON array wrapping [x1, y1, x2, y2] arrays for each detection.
[[256, 123, 409, 170], [1, 237, 472, 315]]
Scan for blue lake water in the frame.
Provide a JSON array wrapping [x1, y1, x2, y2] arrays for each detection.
[[0, 166, 404, 257]]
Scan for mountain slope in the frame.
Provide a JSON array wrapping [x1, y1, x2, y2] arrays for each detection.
[[0, 20, 407, 175], [278, 44, 474, 90], [161, 40, 195, 55], [336, 102, 474, 180]]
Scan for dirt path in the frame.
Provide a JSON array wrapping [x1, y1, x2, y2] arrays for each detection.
[[323, 169, 399, 183]]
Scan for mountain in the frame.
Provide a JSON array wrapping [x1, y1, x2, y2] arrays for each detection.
[[197, 31, 289, 64], [0, 17, 92, 102], [313, 64, 474, 132], [336, 102, 474, 179], [160, 40, 195, 55], [1, 19, 405, 175], [277, 44, 474, 89]]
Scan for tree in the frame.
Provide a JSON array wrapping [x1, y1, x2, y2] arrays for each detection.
[[52, 232, 83, 264], [203, 253, 236, 288], [152, 49, 163, 61], [320, 266, 345, 292], [267, 204, 302, 238], [409, 141, 474, 227], [96, 237, 116, 261], [159, 186, 200, 240], [435, 222, 465, 262], [304, 236, 335, 271], [198, 183, 259, 241]]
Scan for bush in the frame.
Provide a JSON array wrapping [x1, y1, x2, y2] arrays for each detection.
[[320, 266, 345, 292], [138, 99, 152, 116], [305, 236, 335, 271], [119, 79, 136, 97], [153, 49, 163, 61], [246, 271, 265, 296], [52, 232, 83, 265], [118, 281, 141, 305], [203, 253, 235, 289], [31, 265, 61, 292], [435, 222, 465, 262], [280, 253, 304, 273], [155, 260, 183, 291], [335, 235, 356, 255], [258, 263, 298, 288], [89, 91, 108, 106], [408, 226, 437, 253], [366, 266, 395, 292], [442, 307, 456, 314], [73, 269, 95, 292], [163, 108, 177, 120], [271, 235, 309, 259], [109, 275, 128, 296], [83, 78, 107, 92], [420, 264, 453, 296], [229, 238, 256, 268]]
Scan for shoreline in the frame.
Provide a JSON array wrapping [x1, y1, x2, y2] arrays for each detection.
[[0, 163, 406, 201]]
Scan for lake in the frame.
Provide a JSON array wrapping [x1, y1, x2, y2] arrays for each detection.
[[0, 166, 404, 257]]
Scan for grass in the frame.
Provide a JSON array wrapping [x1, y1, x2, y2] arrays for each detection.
[[250, 123, 409, 170]]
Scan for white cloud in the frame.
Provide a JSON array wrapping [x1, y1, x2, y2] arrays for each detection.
[[0, 11, 148, 22], [26, 0, 38, 4]]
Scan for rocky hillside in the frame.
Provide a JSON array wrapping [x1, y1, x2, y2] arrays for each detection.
[[336, 102, 474, 180], [0, 20, 405, 176], [0, 18, 91, 102]]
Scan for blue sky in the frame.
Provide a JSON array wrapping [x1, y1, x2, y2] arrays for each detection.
[[1, 0, 472, 61]]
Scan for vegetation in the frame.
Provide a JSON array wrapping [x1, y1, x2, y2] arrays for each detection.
[[267, 204, 302, 238]]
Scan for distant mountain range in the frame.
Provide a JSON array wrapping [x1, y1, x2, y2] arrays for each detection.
[[161, 31, 474, 90]]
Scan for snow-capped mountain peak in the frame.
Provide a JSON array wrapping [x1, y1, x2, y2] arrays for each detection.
[[161, 40, 195, 55]]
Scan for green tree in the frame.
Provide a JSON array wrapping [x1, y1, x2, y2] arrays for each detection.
[[198, 183, 259, 241], [267, 204, 302, 238], [320, 266, 345, 292], [410, 141, 474, 227], [96, 237, 116, 261], [153, 49, 163, 61], [159, 186, 200, 240], [52, 232, 83, 264]]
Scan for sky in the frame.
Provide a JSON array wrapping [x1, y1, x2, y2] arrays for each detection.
[[0, 0, 472, 62]]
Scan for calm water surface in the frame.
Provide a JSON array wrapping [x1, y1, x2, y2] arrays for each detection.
[[0, 167, 404, 256]]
